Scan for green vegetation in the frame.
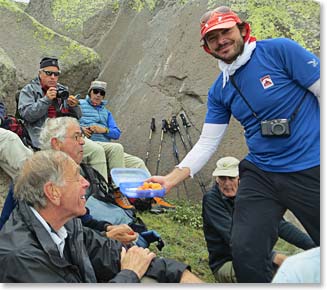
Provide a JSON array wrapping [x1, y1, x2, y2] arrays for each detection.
[[231, 0, 320, 54], [52, 0, 117, 33], [139, 198, 304, 283], [47, 0, 319, 54]]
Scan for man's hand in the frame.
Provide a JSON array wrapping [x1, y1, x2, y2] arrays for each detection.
[[66, 95, 79, 107], [106, 224, 138, 244], [81, 127, 93, 138], [89, 125, 108, 134], [46, 87, 57, 100], [120, 246, 156, 280], [146, 167, 190, 193]]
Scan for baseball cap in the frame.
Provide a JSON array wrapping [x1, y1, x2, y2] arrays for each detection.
[[200, 6, 242, 39], [212, 156, 240, 177]]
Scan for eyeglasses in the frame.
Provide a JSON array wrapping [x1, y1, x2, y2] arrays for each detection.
[[66, 132, 85, 142], [92, 89, 106, 96], [200, 6, 233, 28], [41, 69, 61, 77]]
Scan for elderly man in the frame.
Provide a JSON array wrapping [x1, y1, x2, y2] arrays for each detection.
[[202, 157, 316, 283], [39, 116, 161, 247], [0, 150, 203, 283], [17, 56, 109, 182]]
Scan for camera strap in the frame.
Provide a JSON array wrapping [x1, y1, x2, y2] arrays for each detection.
[[230, 76, 308, 123], [230, 76, 261, 121]]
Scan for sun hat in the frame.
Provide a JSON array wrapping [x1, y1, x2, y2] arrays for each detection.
[[88, 80, 107, 93], [212, 156, 240, 177]]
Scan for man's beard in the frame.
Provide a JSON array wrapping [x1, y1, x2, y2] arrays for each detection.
[[211, 38, 245, 63]]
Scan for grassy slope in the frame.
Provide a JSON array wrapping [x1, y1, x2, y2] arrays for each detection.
[[139, 199, 302, 283]]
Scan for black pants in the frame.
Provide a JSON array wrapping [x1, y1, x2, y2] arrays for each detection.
[[231, 160, 320, 283]]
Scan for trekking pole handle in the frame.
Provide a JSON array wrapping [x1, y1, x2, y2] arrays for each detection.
[[162, 119, 168, 133], [151, 117, 156, 132], [180, 113, 190, 127], [171, 116, 179, 132]]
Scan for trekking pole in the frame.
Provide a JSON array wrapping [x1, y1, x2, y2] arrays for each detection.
[[180, 113, 193, 148], [179, 113, 207, 195], [171, 115, 189, 153], [168, 118, 190, 200], [155, 119, 168, 175], [145, 117, 156, 166], [166, 119, 181, 200]]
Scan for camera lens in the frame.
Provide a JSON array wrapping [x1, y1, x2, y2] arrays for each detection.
[[271, 123, 286, 135]]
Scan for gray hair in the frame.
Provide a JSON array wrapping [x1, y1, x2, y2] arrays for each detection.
[[39, 117, 80, 150], [14, 150, 72, 209]]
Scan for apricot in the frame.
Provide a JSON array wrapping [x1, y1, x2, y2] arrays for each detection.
[[137, 182, 162, 190]]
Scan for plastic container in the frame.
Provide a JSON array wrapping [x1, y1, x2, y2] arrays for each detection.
[[110, 168, 165, 198]]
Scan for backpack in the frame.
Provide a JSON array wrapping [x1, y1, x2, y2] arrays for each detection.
[[1, 114, 34, 149], [80, 163, 116, 204], [80, 163, 148, 233]]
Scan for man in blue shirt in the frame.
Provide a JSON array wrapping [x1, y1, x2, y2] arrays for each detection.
[[149, 6, 320, 282]]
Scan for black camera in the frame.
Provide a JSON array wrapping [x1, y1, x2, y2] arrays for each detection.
[[261, 119, 290, 137], [56, 84, 69, 100]]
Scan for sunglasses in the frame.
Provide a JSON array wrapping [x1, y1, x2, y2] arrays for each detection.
[[92, 89, 106, 96], [41, 69, 61, 77], [200, 6, 232, 28]]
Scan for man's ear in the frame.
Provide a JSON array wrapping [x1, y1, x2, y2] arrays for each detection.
[[50, 137, 61, 151], [44, 181, 61, 206]]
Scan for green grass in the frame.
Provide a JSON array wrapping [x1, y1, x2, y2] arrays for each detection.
[[139, 199, 303, 283]]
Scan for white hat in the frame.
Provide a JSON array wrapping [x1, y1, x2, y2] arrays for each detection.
[[212, 156, 240, 177], [89, 80, 107, 93]]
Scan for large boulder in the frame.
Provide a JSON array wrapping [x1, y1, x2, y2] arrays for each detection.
[[25, 0, 119, 47], [0, 0, 101, 97]]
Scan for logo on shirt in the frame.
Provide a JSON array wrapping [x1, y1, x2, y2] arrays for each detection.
[[260, 75, 274, 89], [307, 59, 318, 67]]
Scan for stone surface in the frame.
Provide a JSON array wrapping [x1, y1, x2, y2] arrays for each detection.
[[0, 0, 101, 105]]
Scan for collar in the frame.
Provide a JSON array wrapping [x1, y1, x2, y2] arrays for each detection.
[[218, 23, 256, 88], [30, 207, 68, 257]]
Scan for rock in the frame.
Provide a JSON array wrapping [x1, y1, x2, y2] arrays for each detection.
[[0, 0, 101, 96]]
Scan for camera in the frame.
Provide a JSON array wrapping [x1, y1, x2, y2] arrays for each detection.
[[56, 84, 69, 100], [261, 119, 290, 137]]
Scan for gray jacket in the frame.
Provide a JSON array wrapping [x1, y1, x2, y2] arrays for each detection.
[[0, 201, 188, 283], [18, 77, 81, 148]]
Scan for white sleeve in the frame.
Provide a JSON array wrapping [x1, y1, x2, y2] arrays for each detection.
[[177, 123, 228, 177], [308, 79, 320, 101]]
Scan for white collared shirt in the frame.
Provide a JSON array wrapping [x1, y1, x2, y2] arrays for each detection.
[[30, 207, 68, 257]]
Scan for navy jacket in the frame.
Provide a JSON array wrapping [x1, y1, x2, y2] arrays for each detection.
[[202, 183, 316, 273]]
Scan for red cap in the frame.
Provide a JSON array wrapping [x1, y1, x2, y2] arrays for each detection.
[[200, 8, 242, 39]]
